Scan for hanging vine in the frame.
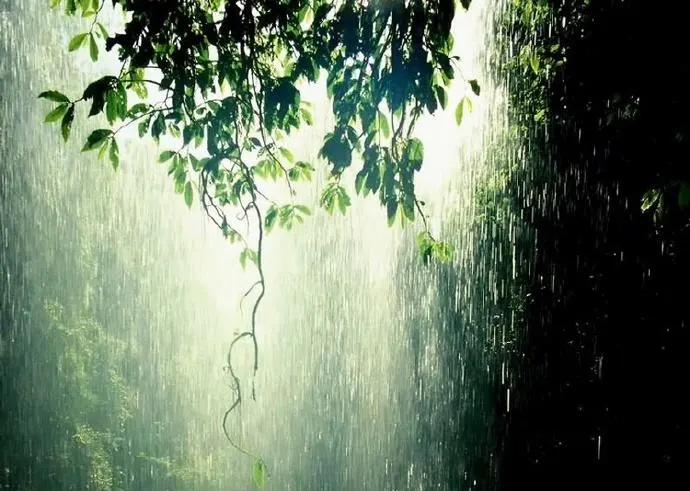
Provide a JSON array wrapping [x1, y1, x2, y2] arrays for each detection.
[[40, 0, 479, 480]]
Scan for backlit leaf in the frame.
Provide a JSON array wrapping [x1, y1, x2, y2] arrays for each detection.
[[279, 147, 295, 164], [81, 129, 112, 152], [641, 189, 660, 212], [295, 204, 311, 216], [68, 33, 88, 52], [264, 206, 278, 232], [184, 181, 193, 208], [89, 33, 98, 61], [38, 90, 70, 103], [252, 458, 266, 489], [44, 104, 68, 123], [377, 111, 391, 138], [454, 96, 473, 126], [109, 139, 119, 170], [61, 105, 75, 141], [95, 22, 108, 39], [159, 150, 176, 163], [529, 54, 540, 75]]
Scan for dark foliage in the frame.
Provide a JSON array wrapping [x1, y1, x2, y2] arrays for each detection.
[[500, 1, 689, 489]]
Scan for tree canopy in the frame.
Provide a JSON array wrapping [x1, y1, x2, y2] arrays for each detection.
[[42, 0, 476, 252], [40, 0, 478, 480]]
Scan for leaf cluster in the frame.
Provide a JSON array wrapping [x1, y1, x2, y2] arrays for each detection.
[[43, 0, 478, 246], [41, 1, 477, 481]]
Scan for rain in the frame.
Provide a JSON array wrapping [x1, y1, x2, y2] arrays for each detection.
[[1, 1, 686, 490]]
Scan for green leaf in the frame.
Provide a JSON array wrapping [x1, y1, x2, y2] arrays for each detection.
[[68, 33, 88, 52], [138, 117, 151, 138], [278, 206, 294, 230], [298, 3, 311, 23], [454, 96, 473, 126], [105, 90, 119, 124], [386, 200, 398, 227], [319, 132, 352, 172], [82, 76, 115, 116], [132, 82, 148, 99], [239, 248, 258, 270], [299, 161, 314, 180], [432, 241, 454, 263], [641, 188, 660, 212], [354, 171, 365, 195], [89, 33, 98, 61], [189, 154, 202, 172], [416, 232, 453, 264], [279, 147, 295, 164], [38, 90, 70, 103], [115, 81, 128, 120], [127, 103, 150, 118], [469, 79, 481, 96], [98, 138, 109, 160], [252, 458, 266, 489], [416, 231, 432, 249], [44, 104, 68, 123], [81, 129, 112, 152], [295, 204, 311, 216], [174, 175, 185, 194], [406, 138, 424, 167], [529, 54, 540, 75], [377, 111, 391, 138], [64, 0, 76, 14], [336, 186, 351, 215], [183, 181, 193, 208], [151, 113, 166, 142], [300, 107, 314, 125], [95, 22, 108, 39], [223, 224, 241, 244], [159, 150, 176, 163], [183, 126, 194, 145], [203, 156, 220, 174], [264, 206, 278, 232], [455, 100, 465, 126], [254, 160, 275, 181], [61, 105, 75, 141], [434, 85, 448, 110], [464, 96, 474, 113], [401, 196, 416, 221], [109, 139, 119, 170], [416, 232, 434, 265], [319, 184, 337, 214]]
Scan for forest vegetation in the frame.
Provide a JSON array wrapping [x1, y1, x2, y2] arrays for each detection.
[[0, 0, 686, 490]]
